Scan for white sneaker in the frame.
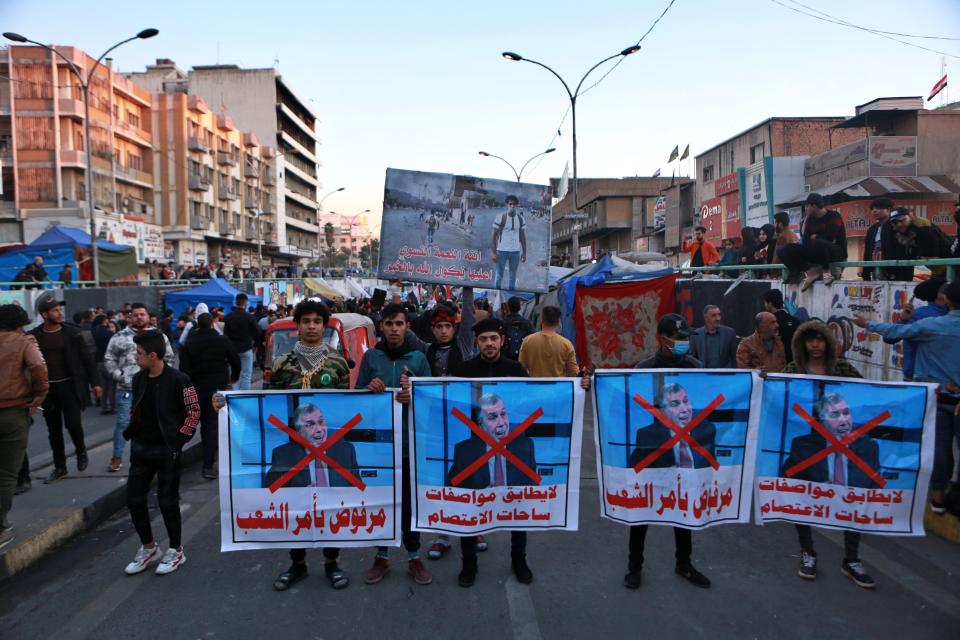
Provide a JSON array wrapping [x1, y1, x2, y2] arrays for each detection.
[[155, 547, 186, 575], [124, 545, 160, 575]]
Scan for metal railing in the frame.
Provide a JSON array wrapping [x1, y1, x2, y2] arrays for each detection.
[[677, 257, 960, 281]]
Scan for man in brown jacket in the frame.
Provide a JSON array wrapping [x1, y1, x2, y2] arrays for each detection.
[[736, 311, 786, 374], [0, 304, 49, 550]]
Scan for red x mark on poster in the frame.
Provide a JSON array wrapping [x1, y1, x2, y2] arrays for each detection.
[[784, 404, 889, 488], [266, 412, 366, 493], [449, 406, 543, 487], [631, 393, 724, 472]]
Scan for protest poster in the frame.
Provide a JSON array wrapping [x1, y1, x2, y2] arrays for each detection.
[[593, 369, 761, 528], [378, 168, 552, 293], [218, 389, 402, 551], [755, 374, 936, 535], [410, 377, 585, 534]]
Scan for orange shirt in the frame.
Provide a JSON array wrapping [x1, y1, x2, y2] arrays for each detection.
[[683, 239, 720, 266]]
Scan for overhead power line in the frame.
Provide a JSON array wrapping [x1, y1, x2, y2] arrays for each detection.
[[769, 0, 960, 59]]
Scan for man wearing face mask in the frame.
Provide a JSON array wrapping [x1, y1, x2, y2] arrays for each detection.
[[623, 313, 711, 590], [491, 195, 527, 291]]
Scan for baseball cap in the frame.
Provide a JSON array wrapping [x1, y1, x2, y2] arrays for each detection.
[[804, 193, 825, 208], [656, 313, 692, 338], [37, 296, 64, 314], [889, 207, 911, 221]]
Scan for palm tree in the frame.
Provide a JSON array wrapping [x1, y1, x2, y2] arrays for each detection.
[[323, 222, 335, 249]]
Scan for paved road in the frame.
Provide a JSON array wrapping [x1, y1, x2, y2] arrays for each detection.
[[3, 400, 959, 640]]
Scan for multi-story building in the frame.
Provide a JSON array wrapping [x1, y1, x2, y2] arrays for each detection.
[[185, 65, 323, 268], [319, 210, 373, 267], [1, 45, 163, 263], [694, 117, 869, 245], [777, 96, 960, 265], [148, 88, 277, 270], [550, 177, 677, 263]]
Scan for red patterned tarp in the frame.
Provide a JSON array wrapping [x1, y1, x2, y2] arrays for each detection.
[[574, 274, 677, 368]]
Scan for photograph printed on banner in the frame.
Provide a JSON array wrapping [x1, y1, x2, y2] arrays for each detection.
[[378, 168, 552, 292], [755, 374, 936, 535], [218, 390, 402, 551], [409, 378, 585, 534], [593, 369, 762, 529]]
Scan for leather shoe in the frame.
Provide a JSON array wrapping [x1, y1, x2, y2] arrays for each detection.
[[45, 468, 68, 484], [511, 555, 533, 584], [77, 452, 88, 472], [365, 557, 390, 584], [623, 570, 642, 589], [458, 557, 477, 587], [675, 563, 711, 588], [15, 478, 31, 495]]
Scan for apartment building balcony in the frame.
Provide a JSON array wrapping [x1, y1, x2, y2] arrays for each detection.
[[221, 224, 236, 237], [187, 95, 209, 114], [190, 215, 212, 231], [188, 174, 212, 191], [216, 113, 235, 132], [114, 165, 153, 189], [244, 163, 259, 178], [58, 97, 84, 120], [285, 215, 319, 233], [218, 186, 240, 201], [59, 149, 86, 167], [263, 172, 276, 186], [188, 136, 210, 153], [217, 151, 238, 167]]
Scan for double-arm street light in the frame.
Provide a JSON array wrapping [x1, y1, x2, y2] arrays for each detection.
[[478, 148, 556, 183], [4, 29, 159, 286], [501, 45, 640, 264]]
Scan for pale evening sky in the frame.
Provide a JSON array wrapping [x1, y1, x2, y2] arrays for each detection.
[[3, 0, 959, 234]]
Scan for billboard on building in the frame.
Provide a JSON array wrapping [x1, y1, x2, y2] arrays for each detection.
[[743, 160, 773, 228], [378, 168, 552, 293], [868, 136, 918, 177]]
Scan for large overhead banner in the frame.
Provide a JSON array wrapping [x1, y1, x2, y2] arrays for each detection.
[[594, 369, 762, 529], [410, 377, 585, 534], [218, 390, 403, 551], [755, 374, 936, 535], [379, 168, 552, 292]]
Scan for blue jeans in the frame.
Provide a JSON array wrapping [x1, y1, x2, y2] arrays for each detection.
[[495, 250, 520, 290], [235, 349, 254, 391], [113, 388, 133, 458]]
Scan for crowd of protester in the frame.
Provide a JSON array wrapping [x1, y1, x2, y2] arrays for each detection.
[[0, 262, 957, 589]]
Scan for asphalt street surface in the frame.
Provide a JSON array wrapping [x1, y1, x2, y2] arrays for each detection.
[[3, 401, 959, 640]]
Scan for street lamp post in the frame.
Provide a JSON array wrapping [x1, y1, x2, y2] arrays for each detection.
[[478, 148, 556, 183], [501, 45, 640, 265], [317, 187, 344, 275], [4, 29, 159, 286]]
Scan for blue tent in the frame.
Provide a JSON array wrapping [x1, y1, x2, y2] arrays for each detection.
[[0, 226, 132, 287], [164, 278, 242, 315]]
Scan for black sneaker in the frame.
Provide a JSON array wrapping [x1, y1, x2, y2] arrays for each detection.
[[77, 452, 88, 472], [44, 468, 68, 484], [798, 550, 817, 580], [14, 478, 31, 495], [841, 560, 876, 590], [511, 555, 533, 584], [675, 563, 711, 588], [623, 570, 642, 589], [458, 557, 477, 588]]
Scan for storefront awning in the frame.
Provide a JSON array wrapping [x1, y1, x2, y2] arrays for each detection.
[[778, 175, 960, 208]]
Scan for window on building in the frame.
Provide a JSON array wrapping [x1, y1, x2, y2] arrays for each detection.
[[127, 151, 142, 171], [126, 110, 140, 128], [703, 165, 715, 182], [750, 143, 765, 165]]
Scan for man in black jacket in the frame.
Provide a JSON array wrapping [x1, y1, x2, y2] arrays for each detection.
[[861, 197, 907, 281], [624, 314, 712, 590], [224, 293, 260, 391], [29, 297, 102, 483], [179, 313, 241, 478], [450, 317, 530, 587], [122, 331, 201, 576]]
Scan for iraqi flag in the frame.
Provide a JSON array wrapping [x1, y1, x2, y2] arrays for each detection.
[[928, 74, 947, 101]]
